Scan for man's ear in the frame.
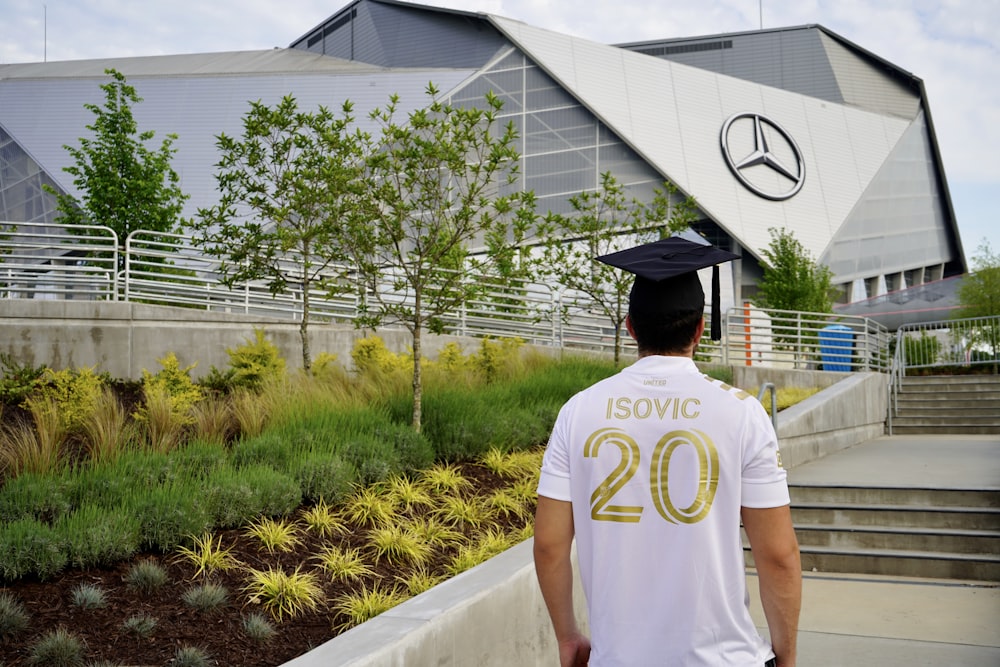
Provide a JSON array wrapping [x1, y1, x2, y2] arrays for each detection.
[[625, 314, 637, 341]]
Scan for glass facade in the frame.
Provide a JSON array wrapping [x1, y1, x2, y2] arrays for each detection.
[[0, 124, 62, 225]]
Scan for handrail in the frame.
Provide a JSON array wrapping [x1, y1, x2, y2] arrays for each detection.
[[757, 382, 778, 435]]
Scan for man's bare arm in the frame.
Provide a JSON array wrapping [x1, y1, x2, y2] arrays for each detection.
[[534, 495, 590, 667], [742, 504, 801, 667]]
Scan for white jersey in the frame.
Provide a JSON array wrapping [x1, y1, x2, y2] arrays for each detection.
[[537, 356, 789, 667]]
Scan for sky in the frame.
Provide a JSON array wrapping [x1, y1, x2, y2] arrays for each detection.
[[2, 0, 997, 265]]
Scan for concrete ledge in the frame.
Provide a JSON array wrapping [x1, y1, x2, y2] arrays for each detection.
[[281, 540, 587, 667], [776, 372, 888, 469]]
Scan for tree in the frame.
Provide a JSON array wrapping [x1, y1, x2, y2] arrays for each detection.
[[755, 227, 836, 314], [536, 172, 697, 365], [338, 83, 535, 432], [956, 239, 1000, 361], [44, 68, 188, 273], [192, 96, 371, 372]]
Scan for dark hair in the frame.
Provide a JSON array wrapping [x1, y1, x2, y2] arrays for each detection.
[[628, 308, 703, 355]]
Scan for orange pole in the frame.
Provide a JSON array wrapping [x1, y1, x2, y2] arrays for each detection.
[[744, 301, 752, 366]]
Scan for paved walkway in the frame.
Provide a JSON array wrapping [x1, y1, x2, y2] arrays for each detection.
[[748, 434, 1000, 666]]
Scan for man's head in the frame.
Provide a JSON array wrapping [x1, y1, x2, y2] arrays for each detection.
[[597, 236, 739, 354]]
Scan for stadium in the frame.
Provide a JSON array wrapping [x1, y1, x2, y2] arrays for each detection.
[[0, 0, 967, 326]]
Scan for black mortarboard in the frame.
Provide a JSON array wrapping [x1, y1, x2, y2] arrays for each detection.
[[597, 236, 739, 341]]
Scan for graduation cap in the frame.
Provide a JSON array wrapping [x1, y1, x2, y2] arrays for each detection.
[[597, 236, 739, 341]]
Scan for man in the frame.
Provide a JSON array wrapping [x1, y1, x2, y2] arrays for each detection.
[[534, 237, 801, 666]]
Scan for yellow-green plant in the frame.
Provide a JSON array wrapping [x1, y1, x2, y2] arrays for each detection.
[[243, 566, 323, 621], [381, 474, 433, 512], [751, 385, 822, 415], [478, 447, 540, 478], [473, 526, 514, 559], [405, 517, 464, 549], [226, 329, 287, 391], [367, 524, 432, 567], [508, 477, 538, 505], [344, 487, 397, 528], [300, 500, 347, 539], [470, 337, 524, 384], [435, 342, 471, 374], [30, 366, 105, 432], [445, 542, 491, 577], [173, 533, 243, 579], [485, 487, 529, 520], [244, 518, 301, 554], [136, 353, 204, 425], [312, 546, 375, 583], [419, 463, 471, 495], [351, 336, 407, 375], [434, 494, 492, 530], [396, 567, 442, 597], [333, 585, 407, 631]]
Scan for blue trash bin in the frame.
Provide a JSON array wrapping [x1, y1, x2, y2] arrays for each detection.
[[819, 324, 854, 371]]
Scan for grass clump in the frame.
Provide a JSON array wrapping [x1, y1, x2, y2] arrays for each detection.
[[241, 611, 277, 642], [244, 517, 301, 554], [26, 626, 87, 666], [313, 546, 375, 583], [333, 585, 408, 632], [182, 583, 229, 613], [0, 590, 29, 639], [173, 532, 242, 579], [367, 524, 432, 567], [69, 582, 107, 610], [122, 612, 158, 638], [124, 559, 168, 595], [172, 645, 212, 667], [419, 464, 471, 495], [242, 566, 323, 621], [300, 499, 348, 539], [344, 487, 397, 528]]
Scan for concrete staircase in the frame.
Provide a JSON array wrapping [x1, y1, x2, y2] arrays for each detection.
[[890, 374, 1000, 435], [746, 484, 1000, 581]]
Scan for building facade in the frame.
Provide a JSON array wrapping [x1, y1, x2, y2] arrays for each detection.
[[0, 0, 966, 318]]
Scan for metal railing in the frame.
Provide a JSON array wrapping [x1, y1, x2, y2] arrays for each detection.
[[887, 314, 1000, 433], [3, 221, 896, 370]]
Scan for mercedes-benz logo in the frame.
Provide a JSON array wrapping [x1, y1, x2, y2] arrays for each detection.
[[720, 113, 804, 200]]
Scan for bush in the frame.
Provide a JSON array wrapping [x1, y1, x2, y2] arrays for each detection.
[[203, 465, 301, 527], [0, 352, 47, 404], [136, 352, 204, 427], [54, 504, 141, 569], [351, 336, 406, 375], [0, 471, 72, 523], [289, 451, 358, 503], [0, 519, 67, 581], [129, 484, 213, 552], [29, 366, 106, 432], [227, 329, 286, 391]]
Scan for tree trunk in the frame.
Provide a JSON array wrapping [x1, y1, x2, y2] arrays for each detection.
[[300, 277, 312, 372], [412, 323, 423, 433]]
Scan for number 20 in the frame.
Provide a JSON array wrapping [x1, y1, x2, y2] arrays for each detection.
[[583, 428, 719, 524]]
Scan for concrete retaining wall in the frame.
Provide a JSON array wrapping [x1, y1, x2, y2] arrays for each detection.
[[0, 299, 485, 379]]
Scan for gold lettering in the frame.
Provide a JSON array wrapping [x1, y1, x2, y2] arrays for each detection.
[[681, 398, 701, 418], [615, 397, 631, 419], [633, 398, 652, 419]]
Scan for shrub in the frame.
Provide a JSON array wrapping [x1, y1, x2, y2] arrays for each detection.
[[0, 471, 71, 523], [129, 484, 212, 552], [289, 451, 357, 503], [300, 499, 348, 539], [470, 336, 524, 384], [0, 352, 47, 404], [244, 517, 301, 554], [54, 504, 141, 569], [312, 545, 375, 583], [202, 465, 300, 528], [351, 336, 406, 375], [339, 432, 403, 486], [30, 366, 106, 432], [26, 627, 87, 666], [0, 519, 67, 581], [0, 590, 29, 639], [227, 329, 286, 391], [136, 353, 204, 425]]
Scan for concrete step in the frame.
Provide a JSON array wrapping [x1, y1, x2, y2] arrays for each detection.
[[890, 415, 1000, 426], [900, 379, 1000, 393], [888, 423, 1000, 435], [895, 397, 1000, 409], [788, 485, 1000, 508], [790, 504, 1000, 530], [792, 524, 1000, 554], [746, 546, 1000, 581]]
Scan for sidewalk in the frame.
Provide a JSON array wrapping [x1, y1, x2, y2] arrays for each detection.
[[747, 434, 1000, 666]]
